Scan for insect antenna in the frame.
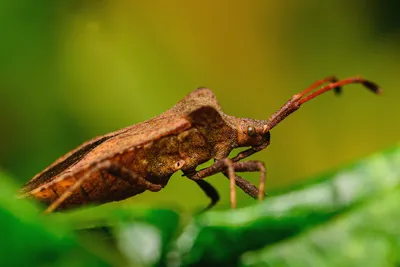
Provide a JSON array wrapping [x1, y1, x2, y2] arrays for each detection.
[[263, 76, 381, 133]]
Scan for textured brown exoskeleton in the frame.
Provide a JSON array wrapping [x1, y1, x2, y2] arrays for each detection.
[[20, 76, 381, 213]]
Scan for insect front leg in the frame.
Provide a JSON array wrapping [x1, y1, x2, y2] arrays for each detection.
[[44, 161, 162, 214], [221, 161, 267, 201], [188, 159, 237, 208], [188, 159, 266, 208], [222, 172, 267, 200]]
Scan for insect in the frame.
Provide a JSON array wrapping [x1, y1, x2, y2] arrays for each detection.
[[20, 76, 380, 213]]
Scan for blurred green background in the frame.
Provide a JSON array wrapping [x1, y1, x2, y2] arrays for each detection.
[[0, 0, 398, 211]]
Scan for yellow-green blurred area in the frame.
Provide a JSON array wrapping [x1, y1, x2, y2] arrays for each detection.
[[0, 0, 398, 211]]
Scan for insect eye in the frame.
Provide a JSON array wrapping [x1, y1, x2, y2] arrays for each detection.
[[247, 126, 256, 137]]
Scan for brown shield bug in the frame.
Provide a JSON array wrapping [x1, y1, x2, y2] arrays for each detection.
[[19, 76, 380, 213]]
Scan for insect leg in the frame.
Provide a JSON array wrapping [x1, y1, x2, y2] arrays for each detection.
[[105, 163, 162, 192], [222, 173, 266, 200], [188, 158, 237, 208], [224, 160, 267, 201], [195, 180, 220, 211], [189, 160, 266, 206], [44, 161, 162, 214]]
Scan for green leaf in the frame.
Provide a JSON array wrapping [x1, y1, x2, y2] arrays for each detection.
[[240, 186, 400, 267], [0, 171, 110, 267], [54, 204, 180, 267], [173, 144, 400, 266]]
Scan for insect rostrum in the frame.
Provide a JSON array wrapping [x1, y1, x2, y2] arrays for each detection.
[[20, 76, 381, 213]]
